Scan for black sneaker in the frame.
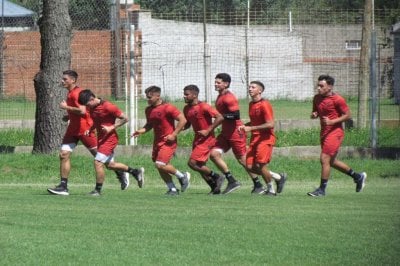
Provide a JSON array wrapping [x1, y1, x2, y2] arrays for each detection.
[[222, 181, 241, 194], [264, 189, 277, 196], [116, 171, 130, 190], [355, 172, 367, 192], [135, 167, 145, 188], [179, 172, 190, 192], [47, 185, 69, 196], [165, 189, 179, 196], [212, 174, 224, 194], [276, 172, 287, 193], [307, 188, 325, 197], [251, 186, 265, 194], [88, 190, 101, 196]]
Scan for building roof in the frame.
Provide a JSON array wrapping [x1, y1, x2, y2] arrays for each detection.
[[0, 0, 35, 17]]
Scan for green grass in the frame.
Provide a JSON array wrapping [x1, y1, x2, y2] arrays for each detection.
[[1, 98, 400, 120], [1, 126, 399, 147], [0, 154, 399, 265]]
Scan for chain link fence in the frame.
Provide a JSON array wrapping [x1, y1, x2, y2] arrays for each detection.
[[0, 1, 399, 147]]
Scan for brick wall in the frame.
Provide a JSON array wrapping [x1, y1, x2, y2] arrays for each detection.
[[1, 30, 113, 100]]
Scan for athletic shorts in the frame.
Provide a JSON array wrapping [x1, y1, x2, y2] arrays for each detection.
[[97, 136, 118, 156], [95, 152, 115, 164], [214, 130, 247, 157], [61, 132, 97, 152], [321, 132, 344, 157], [246, 136, 274, 165], [190, 137, 216, 163], [152, 141, 177, 164]]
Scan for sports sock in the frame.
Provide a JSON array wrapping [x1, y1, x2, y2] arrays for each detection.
[[320, 179, 328, 192], [347, 169, 361, 180], [267, 182, 275, 193], [175, 170, 184, 179], [95, 183, 103, 192], [224, 171, 236, 183], [128, 167, 139, 176], [205, 178, 215, 189], [60, 177, 68, 188], [270, 171, 281, 180], [252, 177, 263, 188]]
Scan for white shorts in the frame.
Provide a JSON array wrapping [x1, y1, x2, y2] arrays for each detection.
[[61, 143, 77, 152], [95, 152, 115, 164]]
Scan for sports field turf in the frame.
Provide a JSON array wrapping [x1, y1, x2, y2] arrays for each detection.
[[0, 154, 399, 265]]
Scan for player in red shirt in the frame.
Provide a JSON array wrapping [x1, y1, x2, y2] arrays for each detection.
[[47, 70, 129, 196], [78, 89, 144, 196], [182, 85, 225, 194], [239, 81, 286, 196], [132, 86, 190, 195], [210, 73, 286, 194], [307, 75, 366, 197]]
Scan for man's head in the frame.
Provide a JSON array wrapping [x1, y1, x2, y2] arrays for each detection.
[[78, 89, 96, 107], [214, 73, 231, 91], [183, 84, 199, 104], [317, 75, 334, 96], [144, 85, 162, 106], [62, 70, 78, 90], [248, 81, 265, 99]]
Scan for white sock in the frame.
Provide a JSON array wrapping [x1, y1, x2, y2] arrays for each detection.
[[270, 171, 281, 181], [175, 170, 184, 179], [267, 182, 276, 193]]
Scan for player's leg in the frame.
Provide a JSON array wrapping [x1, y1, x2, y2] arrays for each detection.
[[106, 160, 144, 189], [155, 144, 190, 194], [189, 142, 223, 194], [331, 159, 367, 192], [211, 135, 240, 194], [47, 136, 79, 195]]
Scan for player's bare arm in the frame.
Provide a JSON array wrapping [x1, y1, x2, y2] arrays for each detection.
[[102, 114, 128, 134], [198, 112, 223, 137], [60, 100, 86, 116], [131, 123, 152, 138], [239, 120, 274, 133], [165, 113, 186, 142], [322, 110, 351, 126]]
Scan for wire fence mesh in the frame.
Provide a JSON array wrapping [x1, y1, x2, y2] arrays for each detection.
[[0, 2, 399, 148]]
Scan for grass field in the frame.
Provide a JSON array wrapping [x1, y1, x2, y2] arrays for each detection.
[[1, 98, 400, 120], [0, 154, 399, 265]]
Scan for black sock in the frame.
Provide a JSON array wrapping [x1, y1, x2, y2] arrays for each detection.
[[115, 170, 124, 177], [209, 171, 219, 181], [347, 169, 361, 180], [95, 183, 103, 192], [224, 171, 236, 183], [252, 177, 263, 188], [60, 178, 68, 188], [320, 179, 328, 192], [205, 178, 215, 189], [128, 167, 138, 176]]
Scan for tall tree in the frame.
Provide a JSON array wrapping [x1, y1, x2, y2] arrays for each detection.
[[357, 0, 372, 128], [32, 0, 72, 154]]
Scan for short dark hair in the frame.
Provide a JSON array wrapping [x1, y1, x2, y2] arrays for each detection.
[[145, 85, 161, 95], [318, 75, 335, 86], [250, 81, 265, 92], [183, 84, 199, 95], [215, 73, 231, 84], [78, 89, 95, 105], [63, 70, 78, 81]]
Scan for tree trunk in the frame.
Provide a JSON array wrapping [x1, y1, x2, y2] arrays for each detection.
[[33, 0, 72, 154], [357, 0, 372, 128]]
